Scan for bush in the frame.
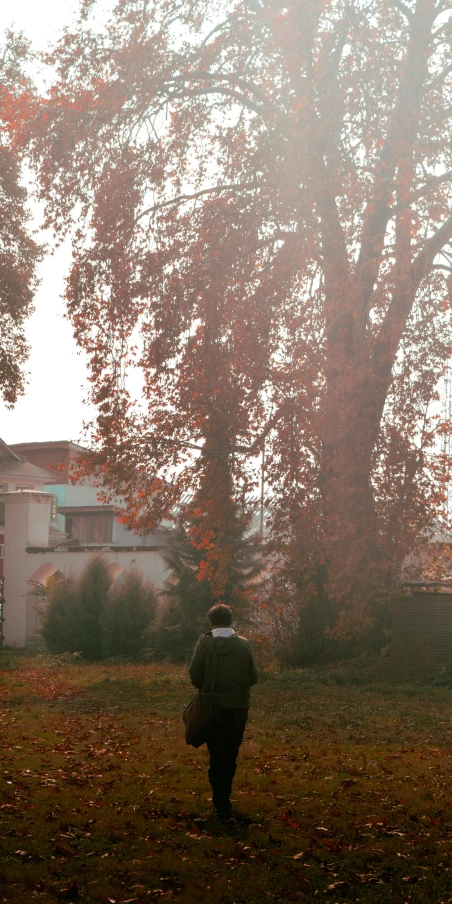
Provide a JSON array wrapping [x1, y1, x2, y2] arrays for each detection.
[[142, 619, 201, 664], [41, 573, 85, 655], [101, 569, 156, 657], [42, 555, 156, 660], [77, 555, 111, 659]]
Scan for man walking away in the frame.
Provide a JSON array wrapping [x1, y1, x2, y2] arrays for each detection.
[[189, 604, 258, 819]]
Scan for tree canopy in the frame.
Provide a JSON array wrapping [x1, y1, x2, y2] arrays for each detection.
[[0, 31, 41, 406], [28, 0, 452, 633]]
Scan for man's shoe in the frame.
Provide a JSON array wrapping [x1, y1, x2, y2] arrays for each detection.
[[214, 806, 233, 820], [228, 809, 252, 826]]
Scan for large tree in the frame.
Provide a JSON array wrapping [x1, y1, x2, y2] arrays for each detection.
[[0, 31, 41, 405], [29, 0, 452, 632]]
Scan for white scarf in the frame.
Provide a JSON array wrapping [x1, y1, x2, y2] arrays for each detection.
[[211, 627, 235, 638]]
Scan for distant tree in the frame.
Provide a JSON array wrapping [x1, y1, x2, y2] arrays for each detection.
[[77, 554, 111, 659], [101, 569, 157, 657], [41, 573, 83, 655], [42, 555, 111, 659], [42, 557, 158, 659], [0, 30, 41, 405], [30, 0, 452, 637], [157, 520, 214, 648], [150, 505, 263, 660]]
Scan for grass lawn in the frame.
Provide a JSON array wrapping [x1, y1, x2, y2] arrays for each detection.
[[1, 652, 452, 903]]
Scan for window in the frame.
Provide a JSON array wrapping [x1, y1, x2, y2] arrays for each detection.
[[0, 546, 3, 559], [16, 485, 31, 491], [51, 496, 58, 521], [66, 513, 113, 545]]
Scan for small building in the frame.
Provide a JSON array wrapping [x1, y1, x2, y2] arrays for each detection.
[[392, 582, 452, 671], [0, 438, 170, 648], [10, 440, 170, 548]]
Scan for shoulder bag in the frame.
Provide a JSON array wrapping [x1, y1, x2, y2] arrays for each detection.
[[183, 637, 218, 748]]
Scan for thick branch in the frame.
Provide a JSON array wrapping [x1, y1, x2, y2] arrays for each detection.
[[411, 210, 452, 289], [373, 210, 452, 381], [392, 0, 415, 23], [356, 0, 436, 309]]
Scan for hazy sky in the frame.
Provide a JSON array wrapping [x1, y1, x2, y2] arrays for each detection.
[[0, 0, 93, 446]]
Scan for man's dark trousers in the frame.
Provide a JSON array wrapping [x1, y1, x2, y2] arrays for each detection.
[[206, 707, 248, 814]]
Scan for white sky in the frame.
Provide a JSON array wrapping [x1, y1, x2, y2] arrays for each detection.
[[0, 0, 93, 446]]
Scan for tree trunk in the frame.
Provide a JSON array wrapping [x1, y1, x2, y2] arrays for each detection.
[[320, 323, 388, 631]]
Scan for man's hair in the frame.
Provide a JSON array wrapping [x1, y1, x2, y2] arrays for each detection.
[[207, 604, 233, 627]]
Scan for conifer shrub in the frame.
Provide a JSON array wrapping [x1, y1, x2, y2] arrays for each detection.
[[77, 554, 111, 659], [145, 512, 264, 662], [41, 573, 85, 655], [101, 569, 157, 657], [42, 555, 156, 660]]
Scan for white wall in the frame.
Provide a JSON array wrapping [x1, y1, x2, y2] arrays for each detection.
[[3, 492, 51, 646], [26, 547, 169, 589], [63, 485, 104, 506], [2, 491, 170, 648]]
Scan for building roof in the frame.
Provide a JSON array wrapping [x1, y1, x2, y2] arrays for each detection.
[[49, 524, 70, 541], [0, 458, 56, 482], [0, 438, 21, 461], [0, 437, 56, 484], [57, 505, 119, 514], [10, 440, 87, 453], [9, 440, 89, 486]]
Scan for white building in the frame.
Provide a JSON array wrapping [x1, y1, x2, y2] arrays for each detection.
[[0, 439, 169, 648]]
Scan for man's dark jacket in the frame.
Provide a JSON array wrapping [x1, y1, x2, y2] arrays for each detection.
[[189, 633, 258, 709]]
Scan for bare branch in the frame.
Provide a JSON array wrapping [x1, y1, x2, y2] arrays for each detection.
[[409, 169, 452, 204], [236, 409, 285, 454], [154, 436, 205, 452], [136, 182, 257, 221], [141, 404, 292, 460], [200, 13, 239, 48], [426, 60, 452, 92], [171, 69, 274, 109], [169, 84, 264, 115]]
